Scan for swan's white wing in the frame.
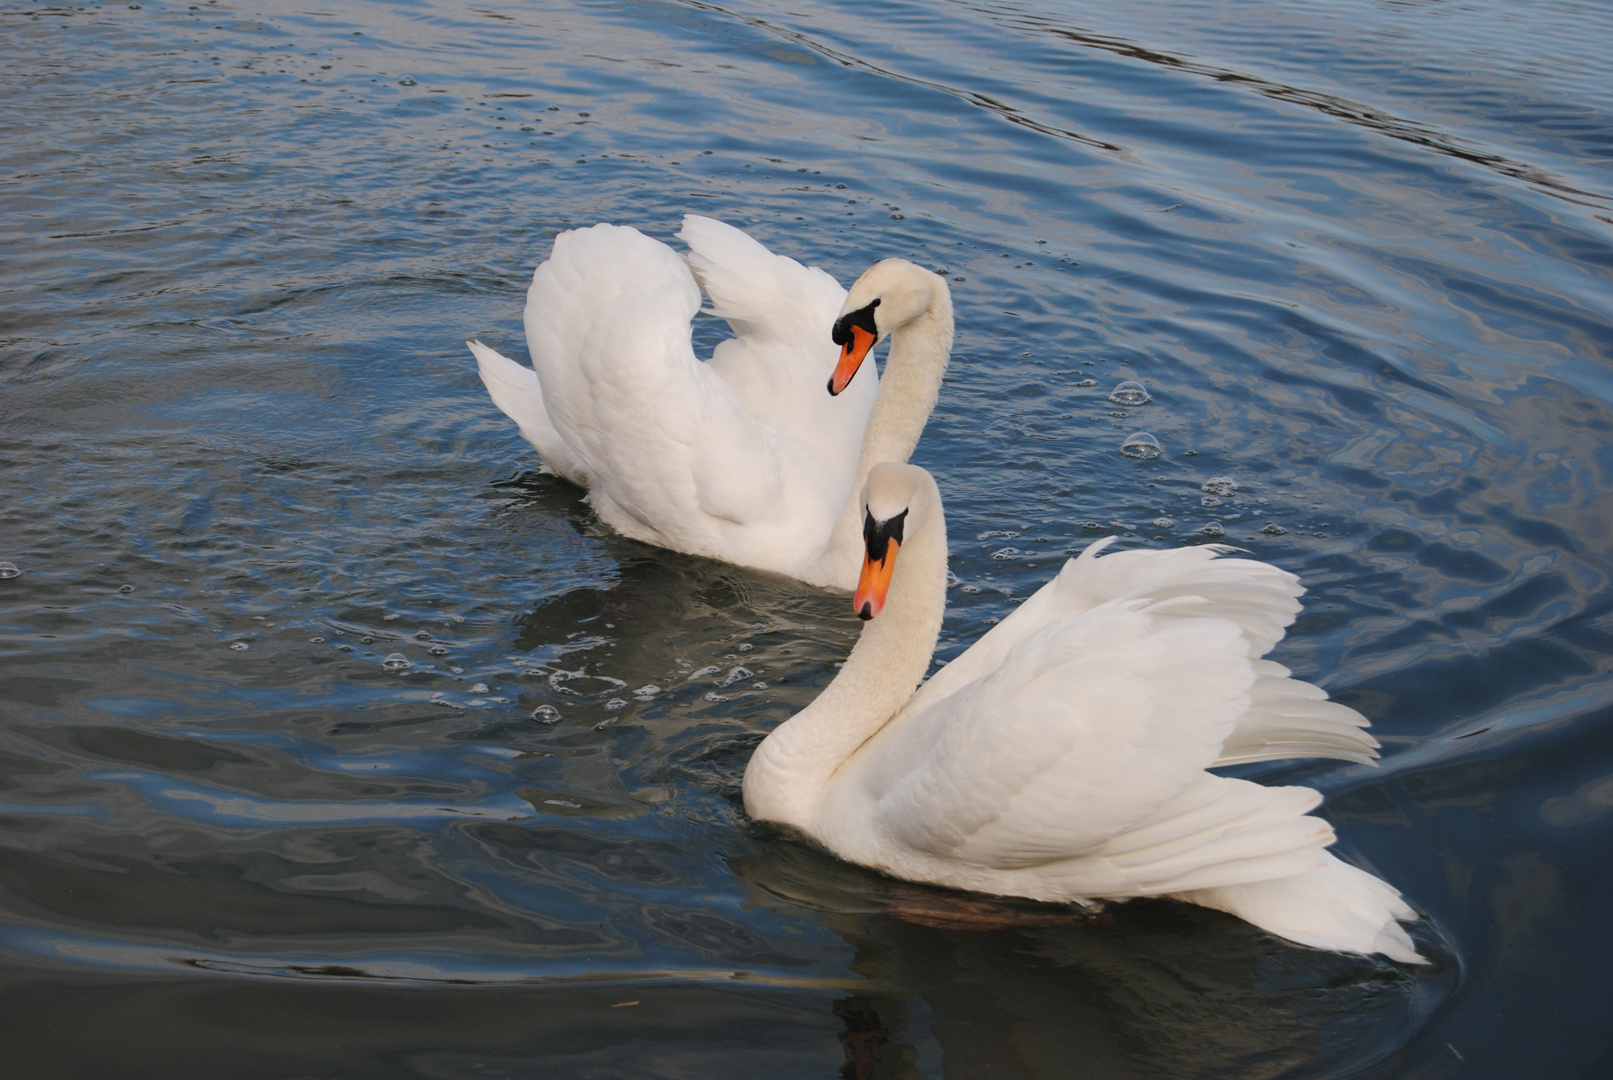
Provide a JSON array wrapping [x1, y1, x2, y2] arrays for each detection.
[[678, 215, 875, 472], [913, 541, 1376, 766], [855, 603, 1259, 870], [522, 223, 787, 541], [1216, 659, 1378, 766], [467, 339, 592, 487]]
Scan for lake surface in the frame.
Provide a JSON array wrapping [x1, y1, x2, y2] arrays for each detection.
[[3, 0, 1612, 1076]]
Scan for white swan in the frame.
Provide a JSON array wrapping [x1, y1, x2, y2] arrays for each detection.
[[468, 216, 953, 589], [744, 463, 1424, 963]]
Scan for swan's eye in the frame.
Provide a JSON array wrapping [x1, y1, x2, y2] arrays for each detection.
[[831, 298, 880, 346], [862, 507, 907, 563]]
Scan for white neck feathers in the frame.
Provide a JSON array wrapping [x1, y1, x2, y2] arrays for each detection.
[[744, 477, 948, 829], [816, 274, 953, 584]]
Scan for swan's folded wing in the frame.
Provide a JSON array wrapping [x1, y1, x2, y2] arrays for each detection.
[[678, 216, 873, 466], [861, 603, 1259, 870], [522, 223, 786, 535], [915, 541, 1374, 767], [910, 539, 1303, 713], [1214, 659, 1378, 766]]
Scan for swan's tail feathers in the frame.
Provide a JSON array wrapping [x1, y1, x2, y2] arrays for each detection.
[[1215, 660, 1380, 767], [467, 340, 591, 487], [1176, 852, 1425, 964]]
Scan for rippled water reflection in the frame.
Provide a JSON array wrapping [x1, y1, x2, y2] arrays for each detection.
[[3, 0, 1612, 1076]]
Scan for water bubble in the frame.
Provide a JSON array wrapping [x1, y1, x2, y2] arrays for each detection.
[[414, 630, 432, 640], [0, 562, 20, 580], [991, 548, 1020, 560], [721, 666, 754, 687], [1079, 520, 1105, 532], [961, 584, 981, 594], [1202, 495, 1223, 508], [429, 646, 448, 656], [752, 682, 768, 690], [1261, 523, 1288, 535], [704, 691, 731, 702], [689, 665, 722, 681], [1119, 432, 1162, 459], [360, 636, 375, 645], [977, 530, 1019, 541], [531, 705, 561, 725], [470, 683, 489, 694], [1201, 522, 1226, 537], [737, 643, 754, 653], [338, 644, 353, 652], [1073, 378, 1096, 387], [230, 641, 249, 652], [1202, 475, 1239, 497], [633, 685, 662, 699], [118, 584, 135, 594], [1108, 381, 1151, 406], [310, 636, 325, 643], [604, 698, 628, 711], [448, 665, 464, 674], [398, 76, 416, 86], [1152, 517, 1175, 528], [381, 653, 411, 671]]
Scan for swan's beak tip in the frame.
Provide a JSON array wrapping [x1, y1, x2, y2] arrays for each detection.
[[826, 375, 840, 397], [856, 603, 874, 621]]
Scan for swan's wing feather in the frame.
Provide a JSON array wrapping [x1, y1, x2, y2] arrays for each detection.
[[467, 339, 592, 486], [680, 215, 847, 357], [678, 216, 874, 466], [863, 604, 1258, 870], [522, 224, 785, 534], [914, 542, 1375, 767], [1214, 659, 1378, 766]]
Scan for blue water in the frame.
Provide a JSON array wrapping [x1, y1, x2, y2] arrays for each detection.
[[3, 0, 1612, 1076]]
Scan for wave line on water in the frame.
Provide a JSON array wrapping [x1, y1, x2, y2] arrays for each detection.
[[0, 924, 860, 992]]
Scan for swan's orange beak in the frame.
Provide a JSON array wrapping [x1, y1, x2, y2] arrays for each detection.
[[854, 537, 898, 620], [828, 324, 876, 397]]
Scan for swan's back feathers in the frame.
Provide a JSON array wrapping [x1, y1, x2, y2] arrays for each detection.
[[521, 223, 789, 543], [854, 605, 1259, 871]]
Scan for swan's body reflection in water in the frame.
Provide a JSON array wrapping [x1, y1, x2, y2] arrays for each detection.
[[730, 841, 1454, 1080]]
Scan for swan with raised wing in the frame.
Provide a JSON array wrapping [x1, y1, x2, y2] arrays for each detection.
[[468, 216, 952, 589], [743, 462, 1423, 962]]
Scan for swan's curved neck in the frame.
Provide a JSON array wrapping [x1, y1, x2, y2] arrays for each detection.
[[744, 490, 948, 829], [819, 283, 953, 580]]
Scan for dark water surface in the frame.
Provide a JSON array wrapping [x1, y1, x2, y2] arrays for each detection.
[[4, 0, 1612, 1076]]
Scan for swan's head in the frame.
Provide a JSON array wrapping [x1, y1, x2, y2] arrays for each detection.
[[853, 462, 937, 620], [828, 259, 942, 396]]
